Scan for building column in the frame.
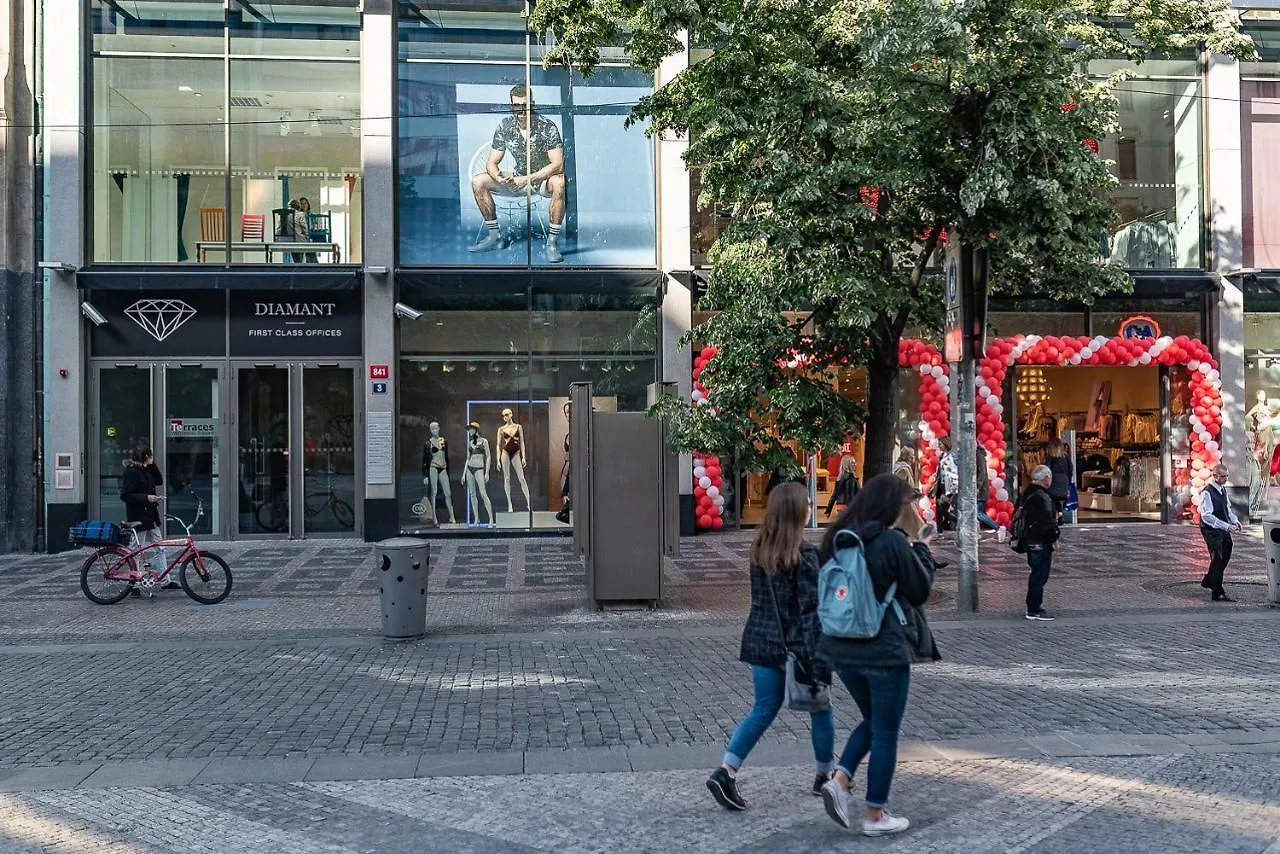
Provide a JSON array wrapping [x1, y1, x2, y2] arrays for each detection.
[[41, 0, 87, 551], [1206, 53, 1249, 512], [655, 36, 695, 532], [360, 0, 399, 540], [0, 0, 37, 551]]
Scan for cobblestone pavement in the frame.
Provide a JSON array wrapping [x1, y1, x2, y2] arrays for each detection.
[[1, 525, 1278, 850]]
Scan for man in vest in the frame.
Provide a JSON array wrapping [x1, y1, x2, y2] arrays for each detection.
[[1195, 464, 1242, 602]]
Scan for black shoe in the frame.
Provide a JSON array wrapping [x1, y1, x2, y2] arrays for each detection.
[[706, 767, 746, 811], [1212, 592, 1235, 602], [1200, 578, 1212, 589], [1025, 611, 1055, 621], [934, 560, 951, 569], [161, 580, 182, 591], [812, 772, 832, 797]]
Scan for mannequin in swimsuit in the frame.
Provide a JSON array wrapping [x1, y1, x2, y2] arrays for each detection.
[[461, 421, 494, 525], [496, 408, 531, 513], [421, 421, 455, 523]]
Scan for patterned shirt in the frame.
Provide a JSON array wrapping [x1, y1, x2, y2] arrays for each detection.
[[490, 113, 563, 176]]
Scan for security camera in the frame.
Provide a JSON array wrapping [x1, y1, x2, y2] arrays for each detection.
[[80, 302, 107, 326], [393, 302, 423, 320]]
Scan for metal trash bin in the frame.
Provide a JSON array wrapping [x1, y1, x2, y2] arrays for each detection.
[[1265, 521, 1280, 606], [376, 538, 430, 638]]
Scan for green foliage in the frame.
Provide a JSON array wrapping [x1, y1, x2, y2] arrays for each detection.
[[533, 0, 1252, 473]]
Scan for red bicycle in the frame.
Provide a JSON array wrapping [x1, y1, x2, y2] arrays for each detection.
[[79, 494, 233, 605]]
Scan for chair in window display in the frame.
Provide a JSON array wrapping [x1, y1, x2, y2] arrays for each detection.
[[468, 144, 550, 244], [241, 214, 265, 242], [305, 211, 331, 243], [198, 208, 225, 262]]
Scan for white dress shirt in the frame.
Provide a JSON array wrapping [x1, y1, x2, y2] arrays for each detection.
[[1196, 481, 1239, 531]]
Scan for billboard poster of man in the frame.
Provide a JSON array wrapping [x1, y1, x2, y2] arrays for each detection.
[[398, 64, 656, 267]]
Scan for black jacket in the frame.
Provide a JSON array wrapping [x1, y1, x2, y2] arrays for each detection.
[[739, 543, 830, 682], [815, 522, 936, 668], [121, 460, 164, 531], [1047, 456, 1073, 500], [824, 473, 860, 515], [1018, 484, 1060, 545]]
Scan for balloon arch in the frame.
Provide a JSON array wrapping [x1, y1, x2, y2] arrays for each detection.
[[689, 336, 1224, 531]]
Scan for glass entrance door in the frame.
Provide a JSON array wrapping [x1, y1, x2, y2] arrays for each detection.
[[238, 366, 291, 535], [302, 366, 357, 534], [94, 366, 153, 523], [163, 366, 221, 536]]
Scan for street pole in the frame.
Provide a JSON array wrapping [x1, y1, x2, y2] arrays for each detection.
[[945, 238, 983, 613]]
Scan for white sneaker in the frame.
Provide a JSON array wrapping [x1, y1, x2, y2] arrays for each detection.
[[862, 810, 910, 837], [820, 778, 853, 829]]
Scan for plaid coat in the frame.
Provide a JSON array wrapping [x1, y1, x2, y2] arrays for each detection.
[[738, 543, 830, 682]]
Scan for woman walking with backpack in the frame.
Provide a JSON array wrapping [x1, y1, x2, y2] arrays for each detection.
[[817, 474, 938, 837], [706, 482, 835, 810]]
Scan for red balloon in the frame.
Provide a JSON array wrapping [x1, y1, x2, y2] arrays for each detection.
[[707, 466, 721, 480], [712, 517, 724, 529], [694, 486, 706, 498], [697, 514, 713, 528]]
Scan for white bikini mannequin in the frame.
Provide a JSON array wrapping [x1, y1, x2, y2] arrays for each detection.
[[422, 421, 455, 523], [461, 421, 494, 526], [496, 408, 531, 513]]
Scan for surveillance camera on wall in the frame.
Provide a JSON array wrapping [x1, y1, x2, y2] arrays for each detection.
[[393, 302, 423, 320], [80, 302, 107, 326]]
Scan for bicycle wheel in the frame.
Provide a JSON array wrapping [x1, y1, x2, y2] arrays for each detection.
[[255, 493, 288, 533], [80, 546, 136, 605], [179, 550, 233, 605], [331, 497, 355, 529]]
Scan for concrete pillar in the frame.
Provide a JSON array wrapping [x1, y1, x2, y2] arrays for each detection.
[[1206, 53, 1249, 512], [0, 0, 38, 551], [360, 0, 399, 540], [41, 0, 87, 551], [655, 36, 695, 531]]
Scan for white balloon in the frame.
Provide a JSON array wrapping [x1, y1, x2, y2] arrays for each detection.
[[693, 466, 707, 479], [1139, 353, 1152, 365], [1188, 359, 1201, 371], [713, 495, 725, 507], [698, 476, 712, 489], [1205, 440, 1219, 452], [996, 488, 1009, 501], [992, 403, 1004, 415], [930, 366, 944, 378], [985, 395, 999, 408], [918, 364, 931, 374], [1206, 368, 1220, 381], [691, 390, 705, 401], [1157, 335, 1173, 347], [1070, 354, 1082, 365], [993, 477, 1005, 490], [693, 457, 705, 467], [706, 485, 720, 498]]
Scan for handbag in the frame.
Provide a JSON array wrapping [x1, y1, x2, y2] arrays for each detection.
[[764, 571, 831, 713]]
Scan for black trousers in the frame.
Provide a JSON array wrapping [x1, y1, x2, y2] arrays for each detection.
[[1200, 527, 1232, 593], [1025, 543, 1053, 614]]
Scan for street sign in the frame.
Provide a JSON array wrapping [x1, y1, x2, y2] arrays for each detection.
[[943, 234, 989, 363], [370, 364, 390, 379], [371, 381, 388, 395]]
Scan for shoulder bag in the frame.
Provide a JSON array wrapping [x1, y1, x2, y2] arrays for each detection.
[[765, 571, 831, 713]]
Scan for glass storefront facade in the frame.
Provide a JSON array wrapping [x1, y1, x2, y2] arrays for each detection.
[[397, 279, 658, 530], [90, 0, 362, 264], [1242, 17, 1280, 269]]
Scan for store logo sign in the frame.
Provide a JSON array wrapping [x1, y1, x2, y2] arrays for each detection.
[[1119, 315, 1160, 340], [254, 302, 336, 317], [124, 299, 198, 342], [169, 418, 217, 435]]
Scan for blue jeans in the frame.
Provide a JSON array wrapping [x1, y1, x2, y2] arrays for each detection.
[[977, 498, 998, 531], [833, 664, 911, 808], [724, 664, 835, 773], [1025, 543, 1054, 614]]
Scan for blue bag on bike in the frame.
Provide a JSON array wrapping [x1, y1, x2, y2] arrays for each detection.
[[69, 520, 121, 546]]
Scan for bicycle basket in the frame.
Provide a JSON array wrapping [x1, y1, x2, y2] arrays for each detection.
[[69, 520, 121, 547]]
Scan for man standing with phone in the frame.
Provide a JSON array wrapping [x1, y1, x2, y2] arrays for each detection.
[[1196, 464, 1242, 602]]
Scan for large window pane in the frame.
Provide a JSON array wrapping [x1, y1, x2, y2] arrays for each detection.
[[1091, 60, 1205, 270], [92, 56, 225, 262], [398, 62, 655, 266], [1243, 78, 1280, 268]]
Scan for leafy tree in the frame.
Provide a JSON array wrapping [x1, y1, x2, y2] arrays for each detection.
[[532, 0, 1252, 478]]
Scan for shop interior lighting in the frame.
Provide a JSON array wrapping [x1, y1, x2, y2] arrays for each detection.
[[441, 362, 454, 373], [466, 363, 477, 373], [1016, 365, 1052, 406]]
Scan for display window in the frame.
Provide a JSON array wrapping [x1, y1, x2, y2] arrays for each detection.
[[1242, 17, 1280, 268], [397, 48, 656, 267], [396, 280, 658, 531], [89, 0, 362, 264], [1089, 58, 1205, 270], [1244, 310, 1280, 513]]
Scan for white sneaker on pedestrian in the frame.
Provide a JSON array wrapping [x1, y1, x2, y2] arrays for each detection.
[[862, 810, 910, 836], [820, 777, 853, 828]]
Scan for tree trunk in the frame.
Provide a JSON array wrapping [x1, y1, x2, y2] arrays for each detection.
[[863, 330, 901, 478]]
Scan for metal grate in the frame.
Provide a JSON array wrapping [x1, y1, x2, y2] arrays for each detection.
[[229, 96, 264, 108]]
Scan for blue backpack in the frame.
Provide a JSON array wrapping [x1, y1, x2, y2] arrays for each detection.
[[817, 529, 902, 639]]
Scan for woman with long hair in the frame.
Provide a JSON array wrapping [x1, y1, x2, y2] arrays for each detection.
[[817, 474, 938, 837], [706, 482, 835, 810], [1045, 438, 1073, 517], [824, 455, 860, 518]]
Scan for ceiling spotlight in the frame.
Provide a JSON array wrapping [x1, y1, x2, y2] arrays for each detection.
[[441, 362, 454, 373], [465, 363, 477, 373], [178, 85, 193, 92]]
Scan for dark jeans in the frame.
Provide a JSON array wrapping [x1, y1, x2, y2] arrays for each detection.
[[1025, 543, 1053, 614], [833, 664, 911, 808], [723, 665, 835, 773], [1200, 527, 1233, 593]]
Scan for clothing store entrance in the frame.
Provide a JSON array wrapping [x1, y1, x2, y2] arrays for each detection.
[[1011, 364, 1190, 523], [234, 363, 362, 538]]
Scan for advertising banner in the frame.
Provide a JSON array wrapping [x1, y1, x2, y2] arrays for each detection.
[[398, 63, 656, 267], [229, 289, 363, 357]]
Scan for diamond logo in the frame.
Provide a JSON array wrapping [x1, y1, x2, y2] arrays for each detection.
[[123, 299, 197, 342]]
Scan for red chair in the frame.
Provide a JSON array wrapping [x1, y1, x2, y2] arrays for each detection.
[[241, 214, 266, 241]]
